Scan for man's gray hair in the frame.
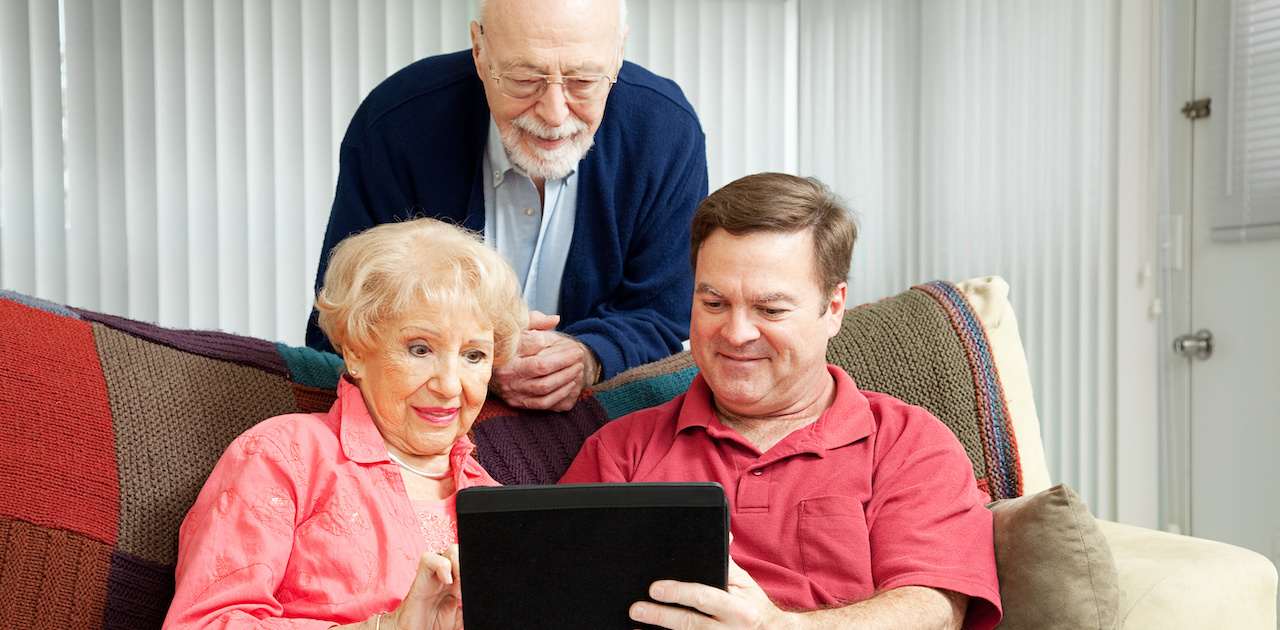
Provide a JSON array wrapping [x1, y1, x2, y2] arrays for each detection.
[[476, 0, 628, 35]]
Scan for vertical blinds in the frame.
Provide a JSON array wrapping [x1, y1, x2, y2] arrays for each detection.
[[799, 0, 1117, 515], [626, 0, 798, 190], [0, 0, 1118, 515], [1, 0, 477, 343], [0, 0, 793, 341]]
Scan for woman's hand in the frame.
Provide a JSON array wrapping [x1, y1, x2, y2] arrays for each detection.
[[380, 546, 464, 630]]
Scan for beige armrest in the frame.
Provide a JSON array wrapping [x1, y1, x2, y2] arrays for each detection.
[[1096, 519, 1278, 629]]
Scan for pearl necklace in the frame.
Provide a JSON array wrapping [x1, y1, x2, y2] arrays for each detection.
[[386, 449, 453, 480]]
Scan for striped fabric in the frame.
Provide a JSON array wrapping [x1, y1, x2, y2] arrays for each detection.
[[913, 281, 1022, 501]]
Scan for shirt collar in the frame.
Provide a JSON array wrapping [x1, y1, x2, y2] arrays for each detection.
[[336, 377, 390, 464], [675, 365, 874, 455], [334, 377, 493, 488], [485, 116, 515, 187]]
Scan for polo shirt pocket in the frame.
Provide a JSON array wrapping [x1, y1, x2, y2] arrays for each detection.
[[798, 496, 872, 595]]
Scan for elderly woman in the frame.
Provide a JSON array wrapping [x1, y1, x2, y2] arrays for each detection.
[[164, 218, 527, 629]]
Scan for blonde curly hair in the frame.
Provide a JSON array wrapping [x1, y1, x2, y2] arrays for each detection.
[[315, 217, 528, 365]]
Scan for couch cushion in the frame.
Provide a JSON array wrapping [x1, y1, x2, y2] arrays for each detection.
[[988, 484, 1119, 630]]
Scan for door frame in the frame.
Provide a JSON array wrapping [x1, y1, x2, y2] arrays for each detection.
[[1112, 0, 1167, 530], [1155, 0, 1196, 536]]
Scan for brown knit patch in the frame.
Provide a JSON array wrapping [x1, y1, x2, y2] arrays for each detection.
[[0, 518, 111, 628], [91, 324, 300, 566], [829, 289, 987, 479], [292, 382, 338, 414]]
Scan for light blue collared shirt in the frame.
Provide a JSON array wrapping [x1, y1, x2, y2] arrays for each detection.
[[481, 117, 578, 316]]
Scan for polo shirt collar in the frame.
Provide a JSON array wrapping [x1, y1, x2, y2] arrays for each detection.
[[676, 365, 874, 456]]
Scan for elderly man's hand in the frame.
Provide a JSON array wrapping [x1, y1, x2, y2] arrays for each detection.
[[628, 557, 796, 630], [489, 311, 600, 411]]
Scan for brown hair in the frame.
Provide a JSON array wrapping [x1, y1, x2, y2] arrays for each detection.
[[690, 172, 858, 300], [315, 217, 528, 365]]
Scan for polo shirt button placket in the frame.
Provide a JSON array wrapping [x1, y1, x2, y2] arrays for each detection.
[[737, 466, 771, 511]]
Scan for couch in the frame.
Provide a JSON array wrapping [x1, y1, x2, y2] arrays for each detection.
[[0, 276, 1274, 629]]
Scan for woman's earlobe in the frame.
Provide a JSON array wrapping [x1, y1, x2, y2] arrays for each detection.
[[343, 348, 365, 379]]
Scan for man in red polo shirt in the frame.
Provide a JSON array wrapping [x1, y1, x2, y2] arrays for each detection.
[[560, 172, 1002, 630]]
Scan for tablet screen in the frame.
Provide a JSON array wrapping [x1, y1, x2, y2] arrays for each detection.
[[457, 482, 729, 630]]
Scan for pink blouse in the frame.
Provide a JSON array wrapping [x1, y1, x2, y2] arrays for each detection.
[[163, 378, 498, 629]]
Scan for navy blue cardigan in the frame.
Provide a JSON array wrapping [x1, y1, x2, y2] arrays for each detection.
[[307, 51, 708, 380]]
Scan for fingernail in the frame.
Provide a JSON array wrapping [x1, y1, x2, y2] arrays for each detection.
[[651, 583, 664, 598], [631, 603, 647, 620]]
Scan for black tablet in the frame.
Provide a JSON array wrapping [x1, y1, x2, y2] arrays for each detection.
[[456, 482, 730, 630]]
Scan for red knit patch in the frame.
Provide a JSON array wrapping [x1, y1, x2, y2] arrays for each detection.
[[291, 382, 338, 414], [0, 300, 119, 545]]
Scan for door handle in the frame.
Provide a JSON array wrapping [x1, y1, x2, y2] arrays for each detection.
[[1173, 329, 1214, 360]]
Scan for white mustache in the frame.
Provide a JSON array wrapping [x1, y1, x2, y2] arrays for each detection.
[[511, 112, 588, 140]]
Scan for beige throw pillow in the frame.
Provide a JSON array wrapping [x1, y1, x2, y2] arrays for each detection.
[[988, 484, 1119, 629]]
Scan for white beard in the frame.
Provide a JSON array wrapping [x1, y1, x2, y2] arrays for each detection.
[[500, 112, 594, 181]]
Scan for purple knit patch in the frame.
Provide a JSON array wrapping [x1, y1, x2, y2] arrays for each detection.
[[103, 550, 173, 630], [70, 308, 288, 378], [472, 396, 611, 486]]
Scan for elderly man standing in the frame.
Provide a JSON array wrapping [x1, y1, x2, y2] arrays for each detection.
[[307, 0, 706, 412], [561, 173, 1002, 630]]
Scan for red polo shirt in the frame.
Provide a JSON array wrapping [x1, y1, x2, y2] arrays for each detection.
[[561, 366, 1001, 629]]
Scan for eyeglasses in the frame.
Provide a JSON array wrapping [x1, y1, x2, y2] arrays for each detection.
[[481, 32, 619, 103], [487, 66, 617, 102]]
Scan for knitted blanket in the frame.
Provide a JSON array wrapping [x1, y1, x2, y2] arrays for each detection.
[[0, 279, 1020, 629], [0, 294, 343, 629], [0, 290, 613, 629]]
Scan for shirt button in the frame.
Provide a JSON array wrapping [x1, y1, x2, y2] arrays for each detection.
[[751, 469, 763, 476], [493, 171, 502, 181], [524, 208, 535, 216]]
